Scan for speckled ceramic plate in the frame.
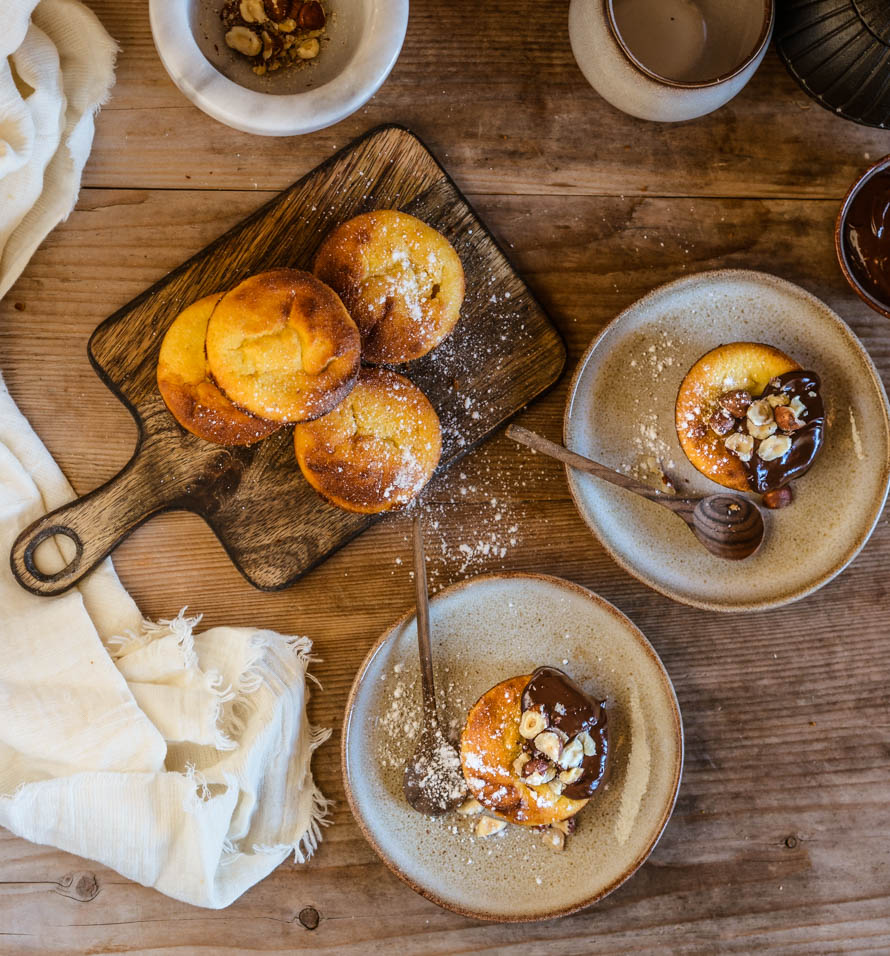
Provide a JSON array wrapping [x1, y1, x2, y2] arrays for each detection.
[[342, 572, 683, 922], [564, 269, 890, 612]]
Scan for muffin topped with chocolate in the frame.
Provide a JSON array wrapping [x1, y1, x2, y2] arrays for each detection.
[[459, 667, 608, 844], [676, 342, 826, 508]]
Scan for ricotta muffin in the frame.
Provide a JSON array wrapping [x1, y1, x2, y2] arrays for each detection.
[[313, 210, 465, 364], [205, 269, 361, 423], [293, 367, 441, 513], [157, 293, 281, 445]]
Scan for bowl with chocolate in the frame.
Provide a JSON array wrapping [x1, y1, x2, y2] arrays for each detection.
[[565, 270, 890, 611], [837, 155, 890, 319], [149, 0, 408, 135], [342, 572, 683, 921]]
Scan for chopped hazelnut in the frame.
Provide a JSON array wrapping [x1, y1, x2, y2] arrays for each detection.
[[533, 731, 564, 763], [519, 709, 547, 739], [558, 766, 584, 785], [774, 405, 804, 432], [523, 757, 556, 787], [748, 420, 777, 441], [724, 432, 754, 462], [552, 816, 578, 836], [558, 737, 585, 770], [762, 486, 793, 509], [719, 389, 752, 418], [747, 398, 774, 427], [457, 798, 483, 816], [542, 828, 565, 851], [708, 407, 735, 436], [475, 816, 507, 838], [757, 434, 792, 461]]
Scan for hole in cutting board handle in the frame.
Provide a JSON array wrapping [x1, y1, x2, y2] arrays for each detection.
[[22, 525, 84, 584]]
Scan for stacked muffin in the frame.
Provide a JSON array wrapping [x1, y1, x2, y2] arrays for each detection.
[[157, 210, 464, 514]]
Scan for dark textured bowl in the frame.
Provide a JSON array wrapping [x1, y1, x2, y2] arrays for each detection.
[[836, 154, 890, 319], [776, 0, 890, 128]]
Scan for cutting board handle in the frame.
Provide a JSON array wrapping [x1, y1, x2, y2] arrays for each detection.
[[9, 444, 186, 597]]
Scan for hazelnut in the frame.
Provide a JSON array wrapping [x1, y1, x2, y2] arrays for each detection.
[[719, 389, 752, 418], [475, 816, 507, 838], [757, 434, 792, 462], [240, 0, 268, 22], [512, 752, 531, 777], [558, 766, 584, 785], [790, 396, 808, 419], [263, 0, 289, 18], [767, 392, 790, 408], [261, 29, 275, 60], [762, 486, 793, 509], [747, 398, 774, 427], [523, 758, 556, 787], [457, 798, 483, 816], [542, 828, 565, 852], [278, 17, 296, 31], [708, 407, 735, 436], [576, 730, 596, 757], [225, 26, 262, 56], [519, 709, 547, 739], [552, 816, 577, 836], [747, 420, 777, 441], [724, 432, 754, 462], [296, 37, 320, 59], [297, 0, 325, 29], [533, 731, 564, 764], [558, 737, 585, 770], [774, 405, 804, 432]]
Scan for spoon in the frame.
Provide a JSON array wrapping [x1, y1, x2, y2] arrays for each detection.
[[507, 425, 764, 561], [403, 516, 467, 815]]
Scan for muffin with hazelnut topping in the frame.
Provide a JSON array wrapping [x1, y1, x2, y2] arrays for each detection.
[[458, 667, 609, 841], [675, 342, 825, 509]]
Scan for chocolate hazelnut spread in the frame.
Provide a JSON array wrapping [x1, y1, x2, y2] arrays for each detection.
[[521, 667, 609, 800], [843, 169, 890, 308], [740, 372, 825, 494]]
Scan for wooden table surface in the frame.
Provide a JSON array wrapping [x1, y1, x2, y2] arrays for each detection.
[[2, 2, 890, 952]]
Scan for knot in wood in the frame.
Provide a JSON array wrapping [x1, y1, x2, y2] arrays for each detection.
[[784, 835, 799, 849], [298, 906, 320, 930], [56, 870, 99, 902]]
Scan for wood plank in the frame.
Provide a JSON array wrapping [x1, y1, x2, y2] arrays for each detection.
[[81, 0, 890, 199], [2, 184, 889, 949]]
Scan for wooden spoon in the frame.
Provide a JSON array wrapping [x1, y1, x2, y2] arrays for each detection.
[[507, 425, 764, 561], [403, 516, 468, 815]]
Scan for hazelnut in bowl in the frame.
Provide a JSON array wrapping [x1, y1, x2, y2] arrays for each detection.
[[149, 0, 408, 136]]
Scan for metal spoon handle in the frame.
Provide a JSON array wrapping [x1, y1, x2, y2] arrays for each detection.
[[506, 424, 670, 503], [413, 515, 438, 725]]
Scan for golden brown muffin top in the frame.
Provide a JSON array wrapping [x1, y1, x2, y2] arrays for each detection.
[[313, 210, 464, 364], [205, 269, 361, 423]]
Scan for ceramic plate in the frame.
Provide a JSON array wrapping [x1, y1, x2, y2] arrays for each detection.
[[564, 269, 890, 612], [342, 572, 683, 922]]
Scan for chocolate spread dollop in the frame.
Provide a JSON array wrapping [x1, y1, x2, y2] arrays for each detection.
[[843, 169, 890, 308], [521, 666, 609, 800], [742, 371, 825, 494]]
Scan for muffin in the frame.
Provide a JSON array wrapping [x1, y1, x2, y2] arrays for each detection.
[[205, 269, 361, 423], [157, 293, 281, 445], [676, 342, 825, 503], [293, 367, 442, 514], [313, 210, 465, 364], [459, 667, 609, 829]]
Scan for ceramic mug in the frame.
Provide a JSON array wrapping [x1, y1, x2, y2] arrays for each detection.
[[568, 0, 774, 122]]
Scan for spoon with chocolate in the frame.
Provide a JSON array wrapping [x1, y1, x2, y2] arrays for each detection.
[[403, 516, 468, 816], [507, 425, 764, 561]]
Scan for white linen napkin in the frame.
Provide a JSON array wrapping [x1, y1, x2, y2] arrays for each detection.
[[0, 372, 331, 908], [0, 0, 117, 298]]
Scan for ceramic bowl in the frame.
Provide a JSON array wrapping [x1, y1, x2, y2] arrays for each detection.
[[564, 269, 890, 612], [777, 0, 890, 129], [568, 0, 773, 122], [149, 0, 408, 136], [836, 154, 890, 319], [342, 572, 683, 922]]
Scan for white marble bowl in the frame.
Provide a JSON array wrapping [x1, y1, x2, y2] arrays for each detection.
[[149, 0, 408, 136]]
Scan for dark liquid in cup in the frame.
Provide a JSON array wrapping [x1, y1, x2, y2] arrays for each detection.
[[842, 170, 890, 310], [610, 0, 764, 85]]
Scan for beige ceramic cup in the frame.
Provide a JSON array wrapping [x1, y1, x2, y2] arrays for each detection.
[[569, 0, 774, 122]]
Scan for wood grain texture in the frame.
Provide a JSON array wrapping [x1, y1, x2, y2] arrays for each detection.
[[9, 126, 565, 595], [1, 0, 890, 948]]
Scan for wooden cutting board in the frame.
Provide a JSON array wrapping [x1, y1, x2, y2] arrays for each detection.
[[10, 125, 565, 596]]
